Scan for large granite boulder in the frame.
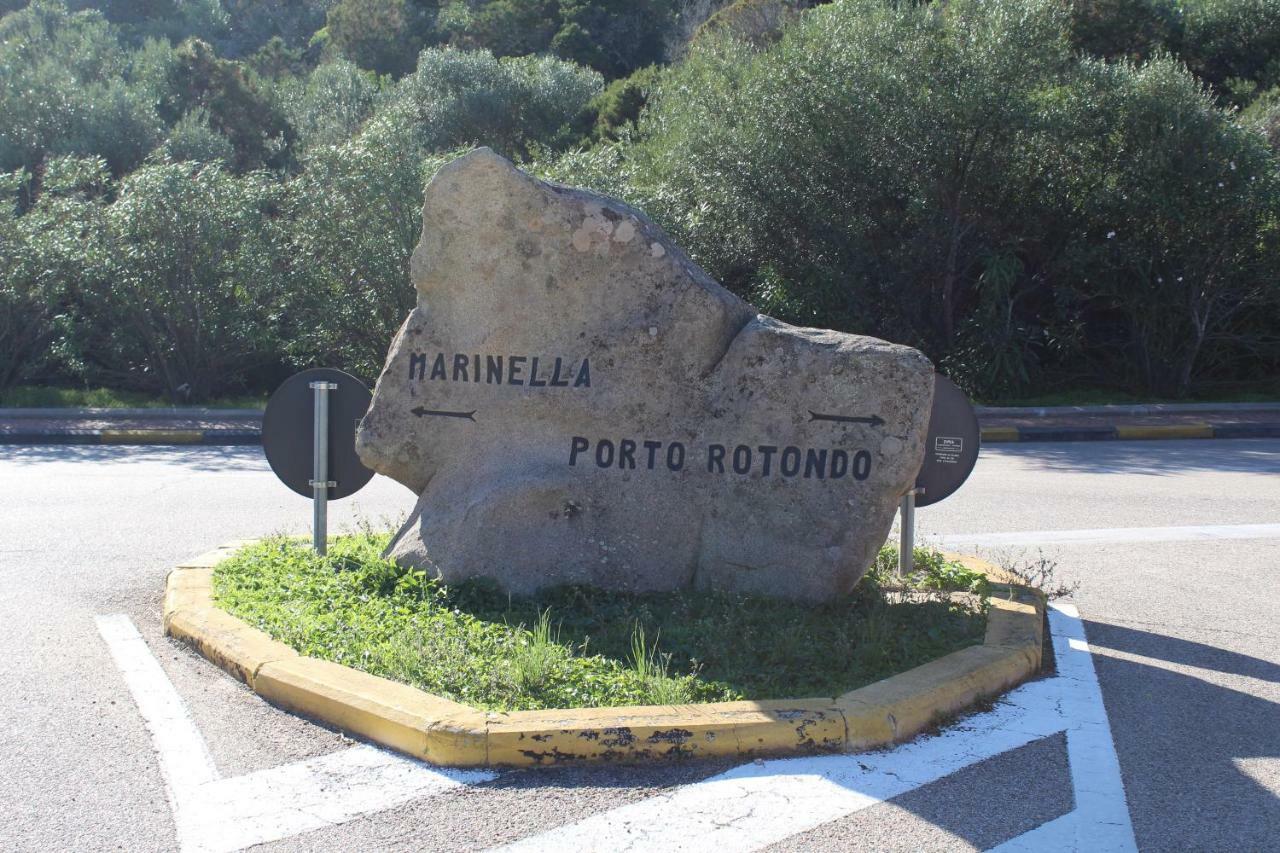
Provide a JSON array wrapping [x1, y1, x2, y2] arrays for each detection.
[[356, 148, 934, 602]]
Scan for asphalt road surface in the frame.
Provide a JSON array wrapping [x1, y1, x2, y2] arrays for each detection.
[[1, 439, 1276, 852]]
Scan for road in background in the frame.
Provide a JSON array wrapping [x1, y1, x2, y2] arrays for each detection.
[[0, 439, 1275, 851]]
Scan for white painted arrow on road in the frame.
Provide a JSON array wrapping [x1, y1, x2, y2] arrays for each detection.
[[96, 615, 495, 853]]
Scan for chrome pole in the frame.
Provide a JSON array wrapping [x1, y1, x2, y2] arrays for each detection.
[[309, 380, 337, 555], [898, 488, 919, 578]]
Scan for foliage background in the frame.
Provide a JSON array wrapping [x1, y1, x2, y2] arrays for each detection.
[[2, 0, 1279, 402]]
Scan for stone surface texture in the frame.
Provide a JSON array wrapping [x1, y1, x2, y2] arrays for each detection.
[[356, 148, 934, 602]]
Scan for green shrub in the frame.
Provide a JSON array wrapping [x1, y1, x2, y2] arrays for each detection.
[[447, 0, 676, 79], [551, 0, 674, 79], [325, 0, 433, 78], [73, 162, 283, 401], [1069, 0, 1183, 64], [1049, 57, 1280, 394], [552, 0, 1280, 398], [0, 160, 102, 390], [1179, 0, 1280, 104], [0, 2, 150, 174], [1241, 85, 1280, 151], [279, 126, 452, 380], [581, 64, 662, 142], [274, 58, 383, 152], [162, 108, 236, 164], [383, 47, 602, 160], [166, 38, 295, 171]]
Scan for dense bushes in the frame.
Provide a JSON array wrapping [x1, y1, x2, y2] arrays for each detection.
[[83, 162, 283, 399], [3, 0, 1280, 402], [440, 0, 678, 79], [1069, 0, 1280, 104], [384, 48, 601, 158], [325, 0, 431, 78], [0, 161, 84, 389], [279, 130, 453, 380], [551, 0, 1280, 397], [0, 12, 601, 400], [0, 3, 162, 175]]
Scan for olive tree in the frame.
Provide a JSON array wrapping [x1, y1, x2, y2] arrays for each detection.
[[78, 163, 283, 400], [552, 0, 1280, 397], [1054, 57, 1280, 395], [600, 0, 1075, 353], [383, 47, 602, 159], [279, 118, 452, 380], [276, 59, 384, 152]]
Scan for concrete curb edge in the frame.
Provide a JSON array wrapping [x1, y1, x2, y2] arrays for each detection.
[[0, 428, 260, 445], [163, 544, 1045, 768], [979, 423, 1280, 442], [7, 423, 1278, 445]]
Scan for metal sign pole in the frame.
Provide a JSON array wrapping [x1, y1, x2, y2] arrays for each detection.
[[898, 487, 921, 579], [309, 380, 337, 555]]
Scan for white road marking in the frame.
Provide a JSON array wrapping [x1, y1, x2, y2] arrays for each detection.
[[97, 613, 218, 793], [96, 615, 495, 853], [495, 603, 1137, 853], [1039, 603, 1136, 852], [936, 522, 1280, 547]]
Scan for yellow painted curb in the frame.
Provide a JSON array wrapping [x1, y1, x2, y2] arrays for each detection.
[[840, 642, 1032, 748], [486, 697, 848, 765], [101, 429, 203, 444], [162, 568, 297, 686], [1115, 423, 1213, 440], [255, 657, 488, 766], [164, 545, 1044, 767], [980, 426, 1020, 442]]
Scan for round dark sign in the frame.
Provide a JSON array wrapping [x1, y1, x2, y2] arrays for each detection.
[[914, 374, 980, 508], [261, 368, 375, 500]]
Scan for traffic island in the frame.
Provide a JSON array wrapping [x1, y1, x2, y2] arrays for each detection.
[[163, 540, 1044, 768]]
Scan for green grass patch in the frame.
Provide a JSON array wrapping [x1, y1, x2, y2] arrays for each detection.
[[0, 385, 267, 409], [212, 535, 990, 712]]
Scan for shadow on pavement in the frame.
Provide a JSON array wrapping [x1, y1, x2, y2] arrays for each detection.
[[1085, 619, 1280, 850], [1088, 621, 1280, 684], [0, 444, 267, 473], [982, 438, 1280, 476]]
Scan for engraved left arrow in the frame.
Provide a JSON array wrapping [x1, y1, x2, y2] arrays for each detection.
[[809, 411, 885, 427], [411, 406, 476, 421]]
